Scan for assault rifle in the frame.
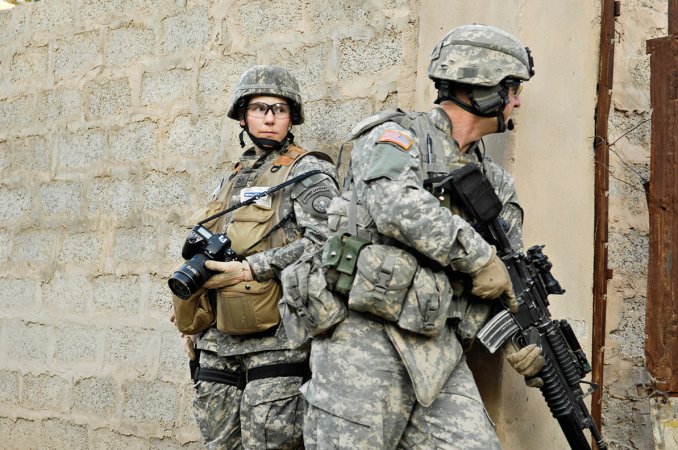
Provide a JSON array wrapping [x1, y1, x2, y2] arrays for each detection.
[[424, 163, 607, 450]]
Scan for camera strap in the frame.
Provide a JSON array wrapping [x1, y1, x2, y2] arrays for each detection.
[[237, 212, 294, 257], [197, 169, 324, 227]]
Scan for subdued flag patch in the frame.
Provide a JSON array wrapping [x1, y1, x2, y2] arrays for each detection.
[[378, 130, 413, 151]]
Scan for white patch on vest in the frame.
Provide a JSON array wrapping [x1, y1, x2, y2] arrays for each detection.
[[240, 186, 272, 208], [210, 178, 224, 200]]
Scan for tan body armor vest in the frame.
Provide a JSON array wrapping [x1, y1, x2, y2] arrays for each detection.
[[209, 145, 330, 335]]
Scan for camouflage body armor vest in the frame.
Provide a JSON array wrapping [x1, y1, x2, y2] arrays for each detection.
[[325, 109, 495, 345]]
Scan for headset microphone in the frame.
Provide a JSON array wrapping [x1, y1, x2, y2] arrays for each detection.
[[507, 119, 515, 131]]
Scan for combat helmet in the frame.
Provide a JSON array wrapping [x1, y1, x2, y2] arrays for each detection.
[[227, 65, 304, 125], [428, 24, 535, 132]]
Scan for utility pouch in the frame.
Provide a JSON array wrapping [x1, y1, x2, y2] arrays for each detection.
[[226, 204, 276, 256], [279, 251, 348, 346], [173, 289, 215, 335], [397, 266, 451, 336], [215, 279, 281, 335], [347, 245, 417, 321], [322, 233, 371, 295]]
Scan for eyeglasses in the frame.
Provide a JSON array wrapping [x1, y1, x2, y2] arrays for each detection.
[[246, 102, 291, 119], [505, 79, 523, 98]]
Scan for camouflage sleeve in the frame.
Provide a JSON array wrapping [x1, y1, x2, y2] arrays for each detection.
[[245, 155, 339, 280], [482, 157, 524, 251], [356, 123, 493, 273]]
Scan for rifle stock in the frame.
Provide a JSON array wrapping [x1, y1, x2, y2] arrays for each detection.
[[427, 163, 607, 450]]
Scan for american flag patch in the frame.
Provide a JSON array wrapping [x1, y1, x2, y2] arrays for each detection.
[[378, 130, 413, 151]]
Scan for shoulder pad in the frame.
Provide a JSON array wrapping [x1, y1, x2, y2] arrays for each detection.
[[300, 150, 334, 165], [348, 109, 408, 140]]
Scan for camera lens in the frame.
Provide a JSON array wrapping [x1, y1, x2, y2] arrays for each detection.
[[168, 274, 194, 300], [168, 254, 212, 300]]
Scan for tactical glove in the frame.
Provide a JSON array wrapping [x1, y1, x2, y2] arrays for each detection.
[[505, 342, 545, 388], [203, 260, 253, 289], [470, 246, 518, 312]]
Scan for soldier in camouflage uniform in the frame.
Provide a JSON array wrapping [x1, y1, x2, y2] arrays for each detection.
[[180, 65, 338, 449], [299, 25, 544, 449]]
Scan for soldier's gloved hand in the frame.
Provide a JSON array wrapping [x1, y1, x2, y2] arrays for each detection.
[[470, 246, 518, 313], [505, 342, 545, 388], [203, 260, 253, 289]]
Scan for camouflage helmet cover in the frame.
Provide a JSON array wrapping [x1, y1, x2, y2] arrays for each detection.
[[227, 65, 304, 124], [428, 24, 534, 87]]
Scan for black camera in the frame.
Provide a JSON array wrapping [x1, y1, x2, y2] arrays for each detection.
[[168, 224, 237, 300]]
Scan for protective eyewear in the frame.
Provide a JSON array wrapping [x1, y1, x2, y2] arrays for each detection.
[[505, 79, 523, 97], [246, 102, 291, 119]]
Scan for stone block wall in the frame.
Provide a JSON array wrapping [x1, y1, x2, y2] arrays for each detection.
[[0, 0, 418, 447]]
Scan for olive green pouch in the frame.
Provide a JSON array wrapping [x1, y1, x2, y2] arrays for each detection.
[[322, 234, 371, 295]]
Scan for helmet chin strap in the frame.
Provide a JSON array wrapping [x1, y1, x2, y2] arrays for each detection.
[[496, 108, 512, 132], [439, 84, 512, 133], [239, 124, 294, 151]]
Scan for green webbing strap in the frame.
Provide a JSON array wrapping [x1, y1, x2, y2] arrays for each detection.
[[347, 187, 358, 236]]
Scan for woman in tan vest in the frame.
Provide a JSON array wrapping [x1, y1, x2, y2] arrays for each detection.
[[170, 65, 338, 449]]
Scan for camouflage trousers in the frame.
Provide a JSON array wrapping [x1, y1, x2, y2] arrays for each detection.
[[193, 348, 307, 450], [301, 312, 501, 450]]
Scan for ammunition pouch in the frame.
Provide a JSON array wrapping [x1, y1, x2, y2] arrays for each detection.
[[279, 251, 348, 346], [322, 189, 451, 336], [323, 238, 451, 337], [215, 279, 281, 335], [347, 245, 416, 321], [322, 233, 371, 295], [397, 264, 451, 336]]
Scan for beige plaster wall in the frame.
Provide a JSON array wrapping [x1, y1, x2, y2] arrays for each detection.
[[416, 2, 600, 449]]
